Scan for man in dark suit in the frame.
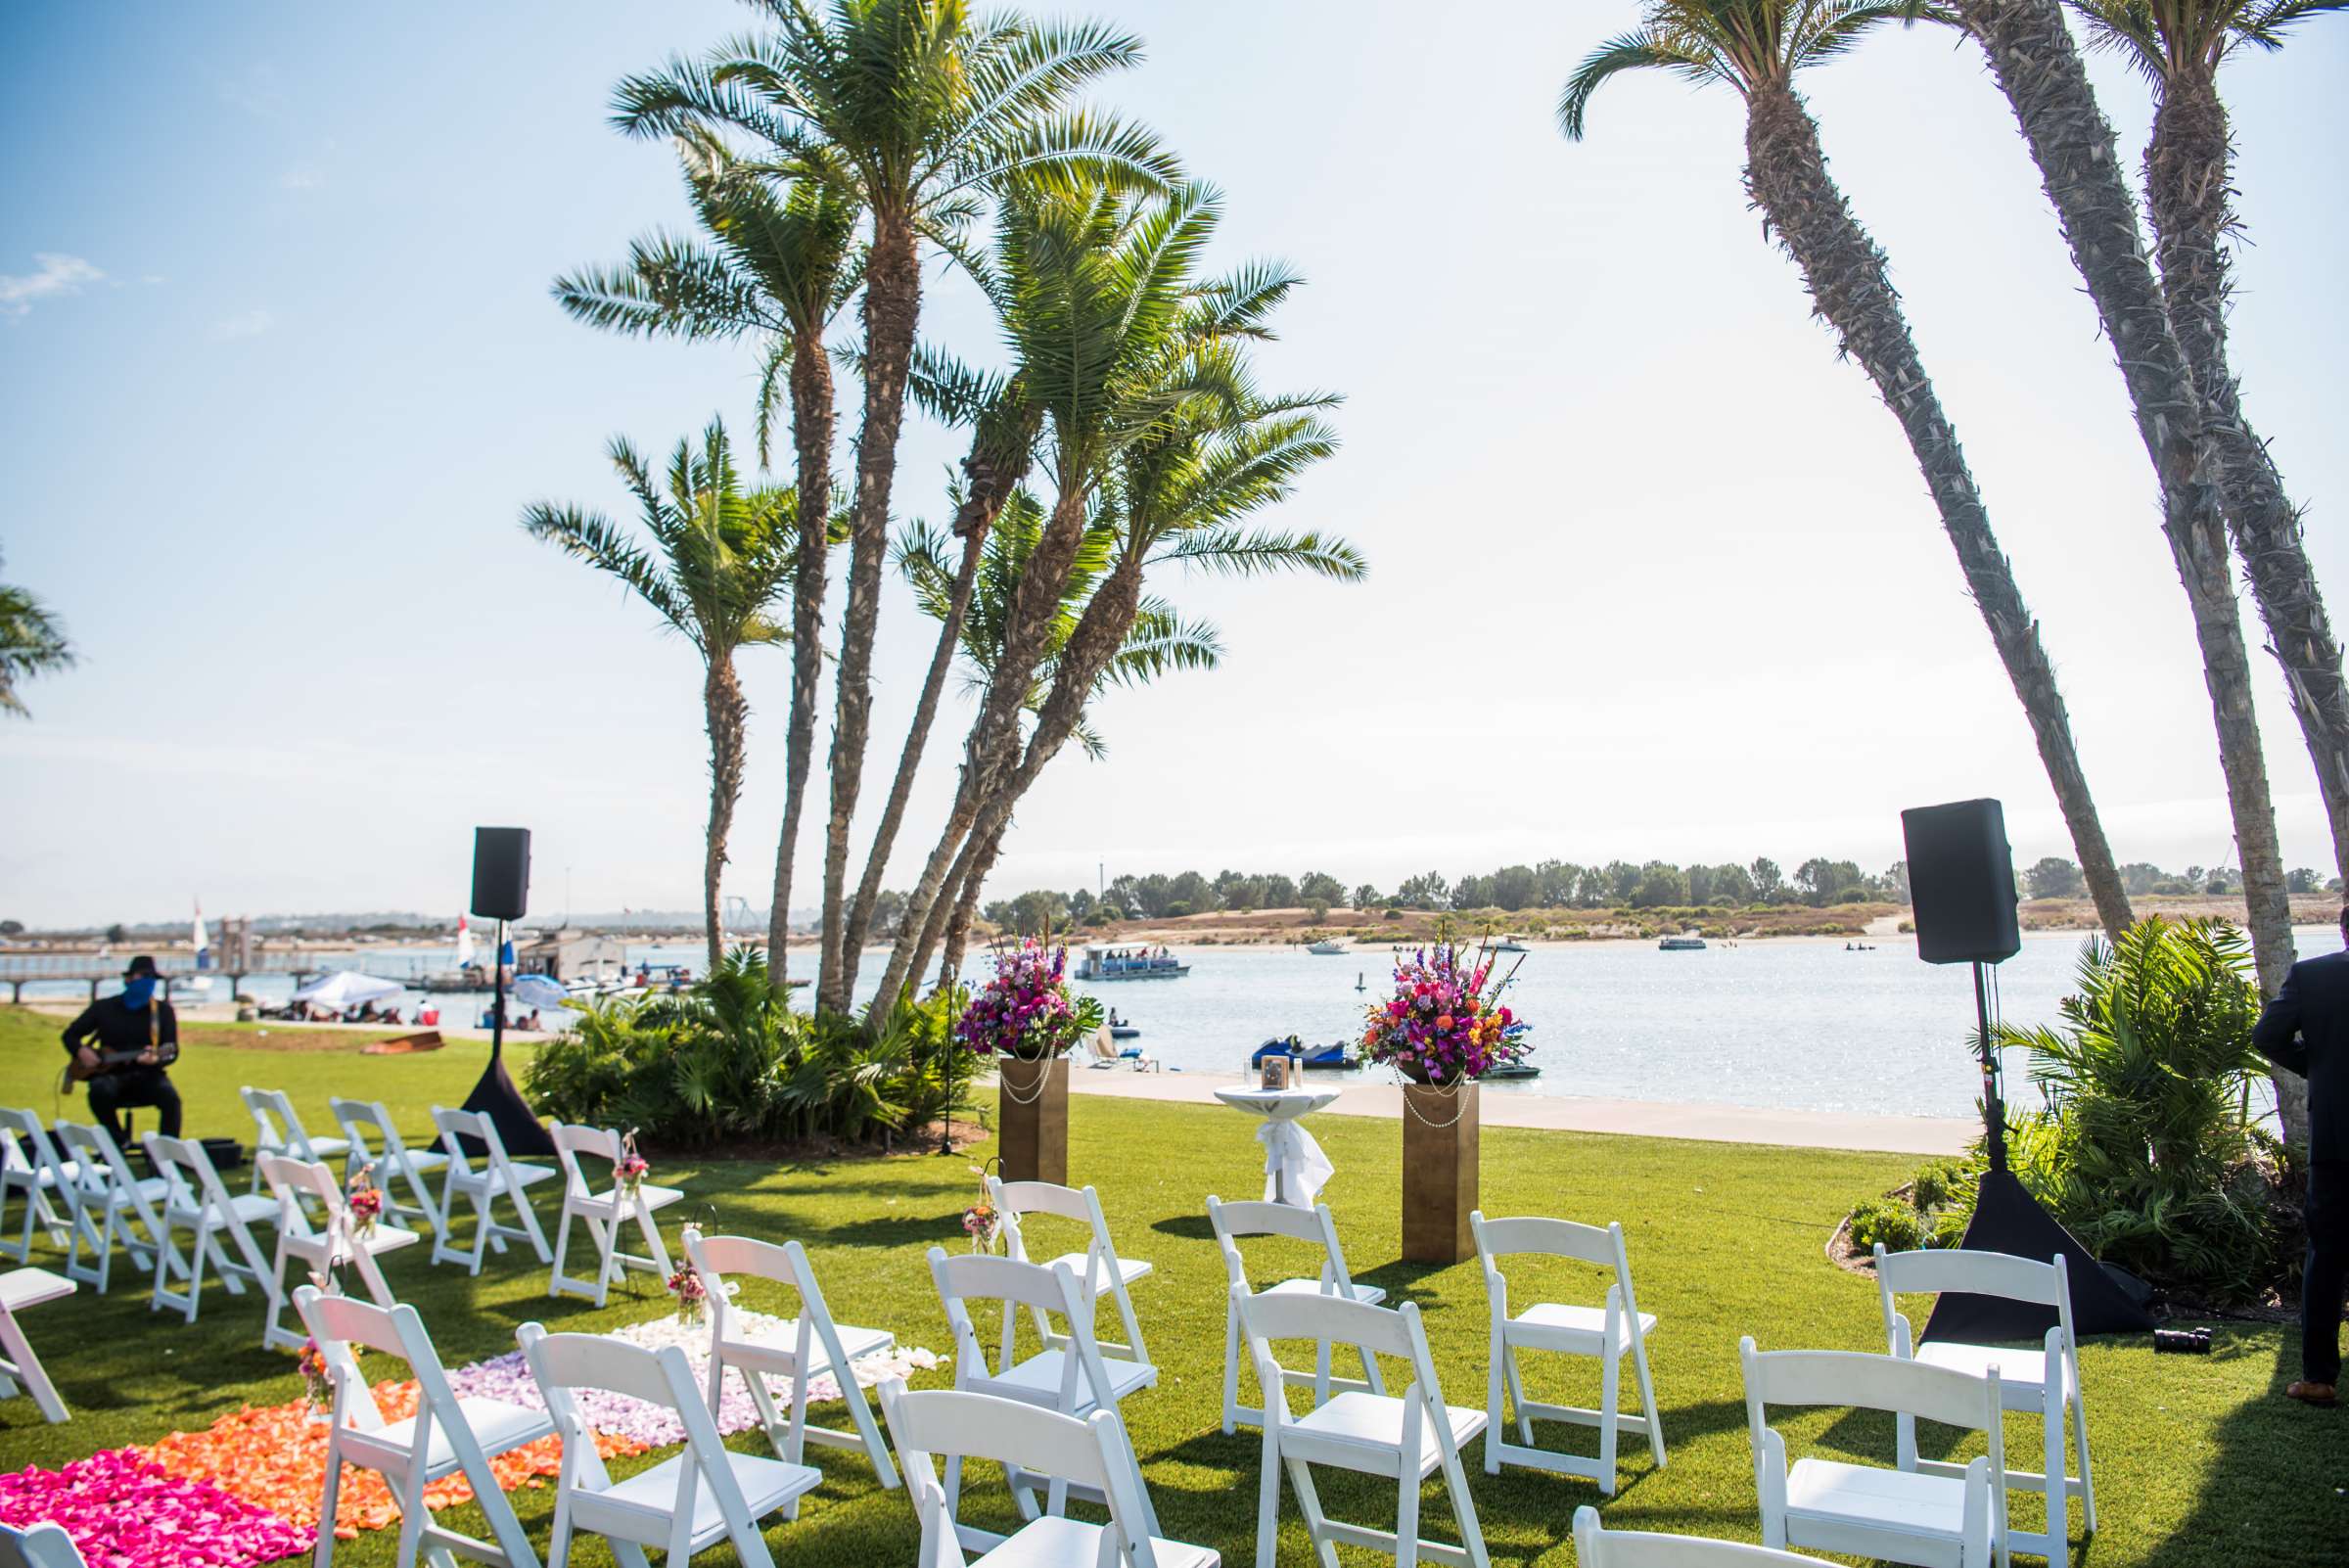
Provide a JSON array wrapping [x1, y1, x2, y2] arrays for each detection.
[[59, 955, 182, 1147], [2252, 910, 2349, 1407]]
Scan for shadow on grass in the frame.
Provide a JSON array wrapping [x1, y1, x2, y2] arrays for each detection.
[[2142, 1326, 2333, 1567], [1149, 1215, 1218, 1243]]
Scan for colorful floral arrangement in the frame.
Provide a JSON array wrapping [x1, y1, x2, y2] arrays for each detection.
[[297, 1338, 333, 1413], [1359, 941, 1531, 1084], [960, 1165, 1001, 1254], [345, 1165, 384, 1240], [953, 940, 1103, 1061], [615, 1130, 649, 1199], [666, 1263, 707, 1326]]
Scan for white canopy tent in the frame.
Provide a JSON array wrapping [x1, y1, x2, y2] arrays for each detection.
[[292, 971, 407, 1011]]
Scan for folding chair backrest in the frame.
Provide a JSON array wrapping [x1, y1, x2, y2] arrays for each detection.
[[1474, 1213, 1616, 1268], [1874, 1245, 2072, 1352], [145, 1131, 229, 1212], [0, 1522, 89, 1568], [1740, 1342, 2003, 1435], [878, 1381, 1161, 1568], [525, 1321, 695, 1409], [521, 1320, 743, 1535], [242, 1087, 311, 1157], [931, 1247, 1119, 1412], [330, 1098, 400, 1165], [257, 1154, 341, 1241], [0, 1110, 68, 1186], [550, 1123, 620, 1194], [52, 1121, 133, 1194], [1208, 1195, 1359, 1294], [432, 1106, 490, 1179], [1239, 1280, 1419, 1367], [1570, 1505, 1833, 1566], [295, 1284, 416, 1434], [685, 1227, 820, 1345]]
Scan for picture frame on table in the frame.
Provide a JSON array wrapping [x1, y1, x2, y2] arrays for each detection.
[[1259, 1052, 1294, 1091]]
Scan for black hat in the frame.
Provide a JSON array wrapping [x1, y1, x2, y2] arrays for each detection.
[[123, 955, 160, 980]]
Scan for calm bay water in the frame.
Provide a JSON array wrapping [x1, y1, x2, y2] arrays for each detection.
[[25, 924, 2324, 1122]]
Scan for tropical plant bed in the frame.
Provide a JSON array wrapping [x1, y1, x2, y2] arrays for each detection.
[[631, 1116, 992, 1167]]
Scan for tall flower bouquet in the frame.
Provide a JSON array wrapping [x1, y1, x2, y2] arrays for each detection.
[[615, 1130, 649, 1200], [954, 940, 1104, 1061], [1360, 941, 1531, 1084], [345, 1164, 384, 1241]]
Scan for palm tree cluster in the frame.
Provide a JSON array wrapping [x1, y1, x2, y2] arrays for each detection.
[[0, 548, 75, 719], [1563, 0, 2340, 1148], [532, 1, 1359, 1013]]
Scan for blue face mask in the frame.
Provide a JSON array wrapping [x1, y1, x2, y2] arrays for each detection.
[[121, 977, 157, 1010]]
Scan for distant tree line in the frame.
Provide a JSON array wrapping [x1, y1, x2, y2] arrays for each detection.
[[2024, 857, 2337, 901]]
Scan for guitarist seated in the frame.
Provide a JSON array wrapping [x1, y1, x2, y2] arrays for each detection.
[[61, 955, 182, 1145]]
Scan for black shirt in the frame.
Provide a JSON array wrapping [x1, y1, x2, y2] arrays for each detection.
[[2251, 947, 2349, 1164], [61, 994, 178, 1067]]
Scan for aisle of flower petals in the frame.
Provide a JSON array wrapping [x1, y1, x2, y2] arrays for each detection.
[[0, 1307, 942, 1568]]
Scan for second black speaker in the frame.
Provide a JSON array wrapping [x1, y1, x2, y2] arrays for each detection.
[[471, 826, 531, 921], [1901, 798, 2019, 965]]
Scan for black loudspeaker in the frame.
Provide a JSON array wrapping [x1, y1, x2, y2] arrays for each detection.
[[1901, 798, 2020, 965], [470, 827, 530, 921]]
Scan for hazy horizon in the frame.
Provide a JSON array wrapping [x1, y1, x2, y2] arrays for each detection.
[[5, 1, 2345, 929]]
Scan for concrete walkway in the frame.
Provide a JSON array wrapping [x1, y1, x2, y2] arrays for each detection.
[[1024, 1067, 1972, 1156]]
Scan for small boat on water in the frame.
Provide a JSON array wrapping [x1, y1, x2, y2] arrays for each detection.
[[1493, 934, 1531, 953], [1251, 1038, 1360, 1072], [1110, 1025, 1141, 1039], [1486, 1061, 1541, 1080], [1658, 932, 1707, 951], [1076, 944, 1190, 982], [1306, 939, 1348, 955]]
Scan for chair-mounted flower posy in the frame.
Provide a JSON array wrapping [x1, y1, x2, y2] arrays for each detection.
[[1360, 941, 1531, 1084], [953, 940, 1105, 1061]]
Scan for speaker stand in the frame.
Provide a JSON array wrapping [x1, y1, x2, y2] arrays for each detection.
[[460, 918, 557, 1159], [1919, 960, 2152, 1341]]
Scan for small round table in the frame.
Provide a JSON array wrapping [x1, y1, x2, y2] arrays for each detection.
[[1214, 1085, 1340, 1207]]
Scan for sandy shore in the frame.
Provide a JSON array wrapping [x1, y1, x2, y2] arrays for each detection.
[[1002, 1067, 1973, 1156]]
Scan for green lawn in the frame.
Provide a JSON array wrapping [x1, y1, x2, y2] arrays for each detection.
[[0, 1006, 2330, 1566]]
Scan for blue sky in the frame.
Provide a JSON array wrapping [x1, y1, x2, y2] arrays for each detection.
[[3, 1, 2346, 928]]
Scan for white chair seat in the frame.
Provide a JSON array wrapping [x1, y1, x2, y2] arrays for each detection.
[[578, 1181, 684, 1213], [1509, 1301, 1657, 1353], [599, 1450, 819, 1535], [398, 1148, 450, 1174], [262, 1135, 350, 1164], [453, 1162, 555, 1194], [1913, 1340, 2061, 1400], [288, 1222, 422, 1262], [991, 1349, 1157, 1408], [1262, 1277, 1385, 1306], [974, 1515, 1218, 1568], [1289, 1390, 1488, 1471], [369, 1396, 555, 1473], [0, 1267, 75, 1312], [723, 1317, 896, 1371], [169, 1191, 278, 1227], [105, 1176, 173, 1210], [1040, 1251, 1152, 1289], [1786, 1456, 1971, 1539], [17, 1162, 82, 1190]]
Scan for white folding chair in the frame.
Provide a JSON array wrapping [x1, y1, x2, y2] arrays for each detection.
[[0, 1267, 75, 1423], [429, 1107, 554, 1274], [331, 1097, 449, 1233], [240, 1086, 351, 1196], [878, 1379, 1215, 1568], [297, 1285, 551, 1568], [0, 1521, 88, 1568], [547, 1123, 680, 1307], [1741, 1337, 2007, 1568], [1207, 1194, 1385, 1434], [1236, 1285, 1489, 1568], [518, 1321, 820, 1568], [1472, 1209, 1665, 1492], [930, 1247, 1158, 1537], [52, 1121, 167, 1294], [990, 1176, 1154, 1361], [1878, 1245, 2096, 1565], [1570, 1505, 1836, 1566], [143, 1131, 277, 1323], [257, 1154, 420, 1352], [684, 1226, 899, 1489], [0, 1110, 77, 1262]]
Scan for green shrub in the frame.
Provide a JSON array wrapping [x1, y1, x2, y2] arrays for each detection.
[[1911, 1157, 1973, 1214], [1848, 1197, 1923, 1253]]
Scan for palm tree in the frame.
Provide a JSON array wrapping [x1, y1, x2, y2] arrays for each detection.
[[0, 550, 74, 718], [614, 0, 1179, 1010], [554, 136, 859, 988], [1933, 0, 2300, 1142], [1561, 0, 2137, 941], [2067, 0, 2349, 881], [887, 357, 1358, 1007], [523, 421, 798, 967]]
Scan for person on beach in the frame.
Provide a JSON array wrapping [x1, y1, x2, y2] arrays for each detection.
[[2252, 907, 2349, 1407], [60, 955, 183, 1145]]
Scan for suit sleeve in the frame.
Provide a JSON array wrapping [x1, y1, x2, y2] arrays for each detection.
[[60, 1003, 96, 1057], [2252, 964, 2310, 1077]]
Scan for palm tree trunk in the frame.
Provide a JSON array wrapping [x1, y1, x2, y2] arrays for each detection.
[[938, 813, 1009, 989], [837, 416, 1036, 1002], [1952, 0, 2303, 1144], [764, 331, 837, 994], [2148, 69, 2349, 882], [1742, 84, 2135, 941], [702, 655, 749, 971], [1955, 0, 2303, 1142], [870, 482, 1097, 1014], [815, 210, 922, 1015]]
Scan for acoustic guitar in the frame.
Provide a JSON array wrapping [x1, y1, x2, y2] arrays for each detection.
[[62, 997, 179, 1086]]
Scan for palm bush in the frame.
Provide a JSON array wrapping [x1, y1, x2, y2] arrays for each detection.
[[1994, 917, 2292, 1301]]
